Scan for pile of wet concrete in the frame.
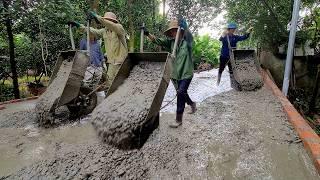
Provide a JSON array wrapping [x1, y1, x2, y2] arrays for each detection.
[[91, 61, 165, 149], [35, 60, 73, 125], [233, 56, 264, 91]]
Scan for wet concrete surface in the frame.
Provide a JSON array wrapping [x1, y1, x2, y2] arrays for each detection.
[[0, 69, 319, 179]]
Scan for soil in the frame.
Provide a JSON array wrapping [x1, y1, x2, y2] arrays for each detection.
[[91, 61, 165, 149], [35, 60, 73, 125], [233, 59, 264, 91], [1, 87, 319, 179]]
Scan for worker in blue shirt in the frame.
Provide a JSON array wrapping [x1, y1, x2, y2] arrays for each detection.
[[217, 23, 253, 86], [80, 32, 105, 88]]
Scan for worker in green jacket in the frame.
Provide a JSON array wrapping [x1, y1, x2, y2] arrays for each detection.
[[142, 19, 197, 128], [68, 11, 128, 90]]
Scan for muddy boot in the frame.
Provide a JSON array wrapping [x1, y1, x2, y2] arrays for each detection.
[[188, 102, 197, 114], [217, 73, 222, 86], [169, 114, 183, 128]]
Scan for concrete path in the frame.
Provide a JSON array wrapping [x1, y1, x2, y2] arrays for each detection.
[[0, 69, 319, 179]]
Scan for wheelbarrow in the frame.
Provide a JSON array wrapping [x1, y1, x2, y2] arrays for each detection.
[[91, 25, 177, 149], [229, 49, 264, 91], [36, 23, 98, 125]]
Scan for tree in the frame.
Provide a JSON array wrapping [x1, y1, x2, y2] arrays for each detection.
[[2, 0, 20, 98], [193, 35, 220, 66], [166, 0, 222, 33]]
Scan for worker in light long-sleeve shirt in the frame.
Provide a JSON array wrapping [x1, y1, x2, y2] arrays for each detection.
[[217, 23, 253, 86], [68, 11, 128, 90], [79, 32, 104, 88]]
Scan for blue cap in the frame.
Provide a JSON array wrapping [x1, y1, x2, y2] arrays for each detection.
[[227, 23, 237, 29]]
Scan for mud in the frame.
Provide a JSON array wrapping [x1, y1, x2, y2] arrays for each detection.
[[91, 61, 164, 149], [233, 58, 264, 91], [2, 86, 319, 179], [35, 60, 73, 125]]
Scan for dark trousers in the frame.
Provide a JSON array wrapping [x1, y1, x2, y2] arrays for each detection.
[[173, 78, 194, 114], [219, 56, 233, 74]]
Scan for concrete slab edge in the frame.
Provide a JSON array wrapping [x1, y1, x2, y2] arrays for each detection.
[[262, 69, 320, 174], [0, 96, 38, 106]]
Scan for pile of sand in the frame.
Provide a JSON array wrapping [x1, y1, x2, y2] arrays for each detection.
[[91, 61, 164, 149]]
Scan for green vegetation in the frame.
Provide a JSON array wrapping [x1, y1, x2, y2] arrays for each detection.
[[193, 35, 220, 67]]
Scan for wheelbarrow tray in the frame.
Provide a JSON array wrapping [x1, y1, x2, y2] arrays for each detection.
[[36, 50, 89, 125], [107, 52, 172, 121], [230, 49, 263, 91], [92, 52, 172, 149]]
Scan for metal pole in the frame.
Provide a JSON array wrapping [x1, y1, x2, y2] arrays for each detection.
[[171, 27, 181, 59], [140, 23, 145, 52], [69, 25, 75, 50], [87, 21, 90, 57], [282, 0, 301, 96]]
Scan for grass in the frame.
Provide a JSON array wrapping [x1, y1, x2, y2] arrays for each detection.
[[1, 75, 49, 101]]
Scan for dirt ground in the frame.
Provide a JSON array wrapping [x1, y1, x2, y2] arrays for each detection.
[[0, 70, 319, 179]]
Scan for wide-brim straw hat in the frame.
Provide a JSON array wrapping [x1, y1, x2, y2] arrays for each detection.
[[102, 12, 119, 23], [164, 19, 184, 36]]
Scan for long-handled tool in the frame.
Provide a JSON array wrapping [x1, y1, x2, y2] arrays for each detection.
[[171, 26, 181, 59], [140, 23, 145, 52], [69, 25, 75, 50]]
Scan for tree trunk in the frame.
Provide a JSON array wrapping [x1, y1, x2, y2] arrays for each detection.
[[162, 0, 166, 19], [3, 0, 20, 99]]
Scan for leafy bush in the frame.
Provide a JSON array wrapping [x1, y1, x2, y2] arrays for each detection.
[[193, 35, 220, 67]]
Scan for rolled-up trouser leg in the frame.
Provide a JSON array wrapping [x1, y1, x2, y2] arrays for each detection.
[[176, 78, 194, 114], [83, 65, 95, 87], [106, 64, 121, 89]]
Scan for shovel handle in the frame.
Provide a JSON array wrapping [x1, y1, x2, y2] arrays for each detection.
[[171, 26, 181, 59], [69, 25, 75, 50], [86, 21, 91, 57], [140, 23, 145, 53]]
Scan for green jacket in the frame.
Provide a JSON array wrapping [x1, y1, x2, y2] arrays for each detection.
[[153, 38, 194, 80], [80, 15, 128, 65]]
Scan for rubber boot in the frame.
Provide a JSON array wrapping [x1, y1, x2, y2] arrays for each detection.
[[169, 114, 183, 128], [188, 102, 197, 114], [217, 73, 222, 86]]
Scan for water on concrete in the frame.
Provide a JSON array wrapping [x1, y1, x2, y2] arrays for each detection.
[[0, 69, 319, 179]]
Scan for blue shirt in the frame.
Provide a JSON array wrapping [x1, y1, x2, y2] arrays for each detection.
[[219, 34, 250, 59], [80, 39, 104, 67]]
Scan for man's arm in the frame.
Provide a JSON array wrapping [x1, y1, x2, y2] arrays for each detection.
[[80, 25, 105, 38], [95, 16, 125, 36], [236, 33, 250, 41], [147, 34, 171, 51]]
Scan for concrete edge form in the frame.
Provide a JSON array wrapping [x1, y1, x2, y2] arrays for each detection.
[[0, 96, 38, 106], [262, 69, 320, 174]]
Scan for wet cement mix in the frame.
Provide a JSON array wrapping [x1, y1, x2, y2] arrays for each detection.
[[2, 87, 320, 179], [35, 60, 73, 125], [91, 61, 164, 149], [233, 57, 264, 91]]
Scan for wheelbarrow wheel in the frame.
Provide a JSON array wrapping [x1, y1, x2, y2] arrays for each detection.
[[67, 87, 97, 117]]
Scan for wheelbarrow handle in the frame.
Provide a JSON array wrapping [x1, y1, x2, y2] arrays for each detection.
[[87, 21, 91, 57], [140, 22, 145, 53], [171, 26, 181, 59], [69, 25, 75, 50]]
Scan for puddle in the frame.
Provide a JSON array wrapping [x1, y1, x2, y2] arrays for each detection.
[[0, 124, 97, 176], [161, 68, 232, 113]]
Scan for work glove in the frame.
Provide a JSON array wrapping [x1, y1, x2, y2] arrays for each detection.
[[67, 21, 81, 28], [178, 18, 188, 30], [246, 27, 254, 34], [87, 11, 99, 23], [140, 26, 149, 36]]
